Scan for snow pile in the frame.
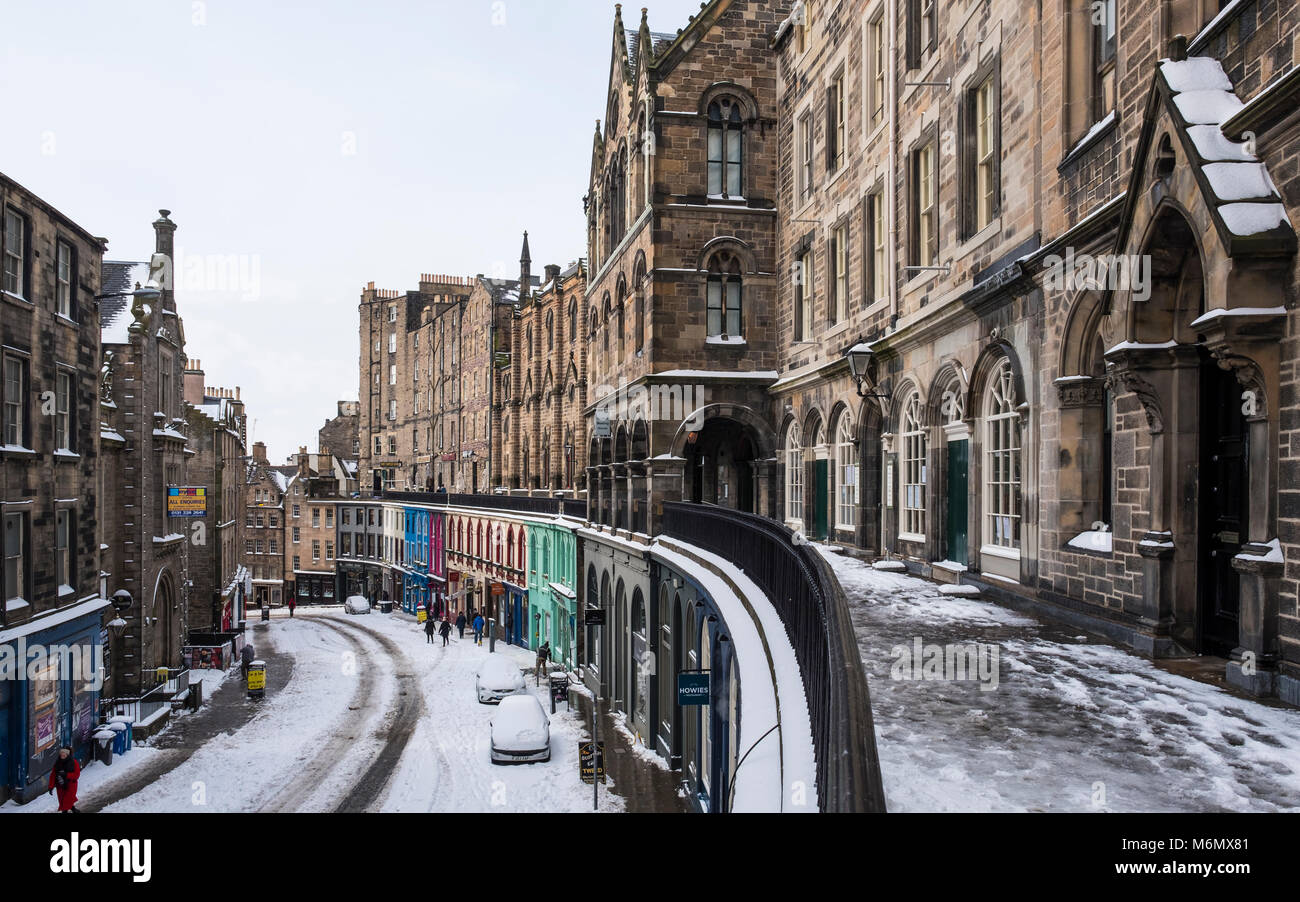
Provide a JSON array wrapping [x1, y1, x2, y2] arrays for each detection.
[[1067, 529, 1113, 553]]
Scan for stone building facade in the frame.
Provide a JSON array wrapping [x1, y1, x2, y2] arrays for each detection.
[[318, 400, 359, 461], [283, 449, 350, 604], [0, 173, 109, 801], [98, 211, 193, 696], [505, 240, 590, 493], [245, 441, 288, 608], [182, 364, 248, 633], [358, 276, 472, 495], [584, 0, 787, 536]]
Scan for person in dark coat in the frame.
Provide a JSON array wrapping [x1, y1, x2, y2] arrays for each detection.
[[439, 619, 452, 647], [455, 611, 467, 639], [48, 747, 80, 813], [424, 616, 437, 644], [241, 643, 255, 682]]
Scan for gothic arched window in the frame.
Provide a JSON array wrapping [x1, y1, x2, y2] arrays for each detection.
[[707, 98, 744, 199], [706, 251, 743, 339]]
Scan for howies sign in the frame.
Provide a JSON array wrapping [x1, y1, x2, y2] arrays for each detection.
[[678, 672, 710, 706], [49, 833, 152, 883]]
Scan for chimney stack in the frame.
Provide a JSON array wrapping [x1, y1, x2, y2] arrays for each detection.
[[153, 209, 176, 260], [183, 359, 205, 405], [253, 441, 268, 463]]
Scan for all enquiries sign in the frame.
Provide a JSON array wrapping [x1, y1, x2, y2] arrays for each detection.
[[167, 486, 208, 519]]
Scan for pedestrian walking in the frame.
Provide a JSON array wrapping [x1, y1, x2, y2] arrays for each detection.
[[241, 643, 255, 682], [288, 596, 296, 618], [424, 616, 437, 644], [456, 611, 466, 639], [473, 612, 485, 647], [48, 747, 80, 813], [439, 619, 452, 647]]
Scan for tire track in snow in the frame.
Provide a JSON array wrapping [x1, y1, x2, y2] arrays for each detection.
[[256, 617, 378, 813], [322, 615, 431, 813]]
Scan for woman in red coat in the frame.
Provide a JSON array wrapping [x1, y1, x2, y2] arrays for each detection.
[[48, 746, 81, 813]]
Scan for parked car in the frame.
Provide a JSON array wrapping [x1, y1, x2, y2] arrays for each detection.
[[490, 695, 551, 764], [344, 595, 371, 615], [475, 654, 526, 704]]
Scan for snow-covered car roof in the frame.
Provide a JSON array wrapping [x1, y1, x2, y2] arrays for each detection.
[[476, 654, 524, 689]]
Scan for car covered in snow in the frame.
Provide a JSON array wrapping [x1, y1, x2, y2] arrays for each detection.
[[475, 654, 526, 704], [344, 595, 371, 615], [490, 695, 551, 764]]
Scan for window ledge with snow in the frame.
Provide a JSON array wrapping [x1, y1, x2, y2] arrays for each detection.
[[2, 290, 32, 307], [1061, 111, 1118, 168], [1067, 529, 1114, 555], [53, 449, 80, 461], [0, 445, 37, 458], [706, 336, 747, 347]]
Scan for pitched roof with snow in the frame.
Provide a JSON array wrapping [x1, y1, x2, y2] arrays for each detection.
[[1157, 57, 1294, 243], [99, 260, 152, 345]]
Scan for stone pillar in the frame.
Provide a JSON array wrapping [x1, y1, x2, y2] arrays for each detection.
[[752, 458, 776, 520]]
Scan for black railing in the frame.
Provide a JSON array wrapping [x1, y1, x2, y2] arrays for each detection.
[[383, 491, 589, 520], [661, 502, 887, 813]]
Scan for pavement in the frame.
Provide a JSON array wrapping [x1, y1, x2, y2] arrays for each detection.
[[820, 545, 1300, 813]]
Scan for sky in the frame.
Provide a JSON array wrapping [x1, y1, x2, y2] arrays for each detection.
[[0, 0, 709, 463]]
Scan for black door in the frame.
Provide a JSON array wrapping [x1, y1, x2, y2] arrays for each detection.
[[1198, 357, 1248, 657]]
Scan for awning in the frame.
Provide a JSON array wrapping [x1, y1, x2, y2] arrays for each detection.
[[548, 582, 577, 600]]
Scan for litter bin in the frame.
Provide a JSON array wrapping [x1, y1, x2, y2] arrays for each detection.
[[261, 606, 271, 622], [108, 716, 134, 752], [247, 661, 267, 699], [380, 601, 393, 614], [93, 730, 115, 766], [107, 721, 128, 756], [188, 680, 203, 711]]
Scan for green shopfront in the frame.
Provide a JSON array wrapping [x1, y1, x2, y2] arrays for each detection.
[[526, 523, 578, 670]]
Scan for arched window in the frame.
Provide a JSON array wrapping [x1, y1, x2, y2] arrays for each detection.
[[835, 412, 858, 530], [984, 359, 1021, 551], [699, 617, 712, 795], [603, 294, 612, 355], [569, 298, 578, 343], [707, 98, 744, 199], [901, 393, 927, 539], [785, 422, 804, 523], [616, 282, 627, 363], [706, 251, 743, 339], [546, 311, 554, 351], [517, 529, 525, 572], [633, 258, 646, 353]]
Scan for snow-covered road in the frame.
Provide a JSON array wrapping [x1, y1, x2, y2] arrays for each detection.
[[11, 609, 624, 814], [821, 548, 1300, 813]]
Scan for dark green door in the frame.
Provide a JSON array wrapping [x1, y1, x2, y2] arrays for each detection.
[[947, 441, 969, 566], [814, 460, 829, 541]]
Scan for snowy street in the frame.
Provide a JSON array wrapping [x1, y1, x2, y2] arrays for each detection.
[[7, 610, 627, 814], [821, 548, 1300, 813]]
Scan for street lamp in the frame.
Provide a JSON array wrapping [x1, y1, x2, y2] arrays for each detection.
[[846, 343, 890, 402]]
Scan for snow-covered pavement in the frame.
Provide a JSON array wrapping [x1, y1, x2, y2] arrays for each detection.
[[7, 609, 623, 813], [821, 547, 1300, 813]]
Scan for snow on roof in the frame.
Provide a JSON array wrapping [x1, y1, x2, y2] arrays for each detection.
[[0, 595, 111, 644], [1158, 57, 1292, 239], [99, 261, 153, 345]]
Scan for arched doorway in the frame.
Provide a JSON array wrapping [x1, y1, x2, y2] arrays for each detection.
[[614, 579, 628, 712], [631, 588, 648, 733], [684, 418, 756, 512]]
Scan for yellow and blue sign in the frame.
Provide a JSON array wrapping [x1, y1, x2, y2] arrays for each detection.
[[167, 486, 208, 518]]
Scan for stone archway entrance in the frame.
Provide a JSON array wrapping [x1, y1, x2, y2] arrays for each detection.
[[684, 417, 758, 513]]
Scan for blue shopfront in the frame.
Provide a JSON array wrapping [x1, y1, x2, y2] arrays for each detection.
[[1, 598, 109, 805], [504, 584, 529, 649]]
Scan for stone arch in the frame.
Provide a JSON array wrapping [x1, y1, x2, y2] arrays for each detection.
[[969, 340, 1028, 421], [695, 236, 758, 275], [671, 403, 778, 460], [889, 377, 926, 431], [697, 81, 760, 121], [631, 419, 650, 460]]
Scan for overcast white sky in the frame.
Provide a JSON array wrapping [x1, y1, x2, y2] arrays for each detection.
[[1, 0, 707, 463]]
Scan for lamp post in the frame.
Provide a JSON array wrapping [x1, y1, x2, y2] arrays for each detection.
[[847, 344, 891, 403]]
